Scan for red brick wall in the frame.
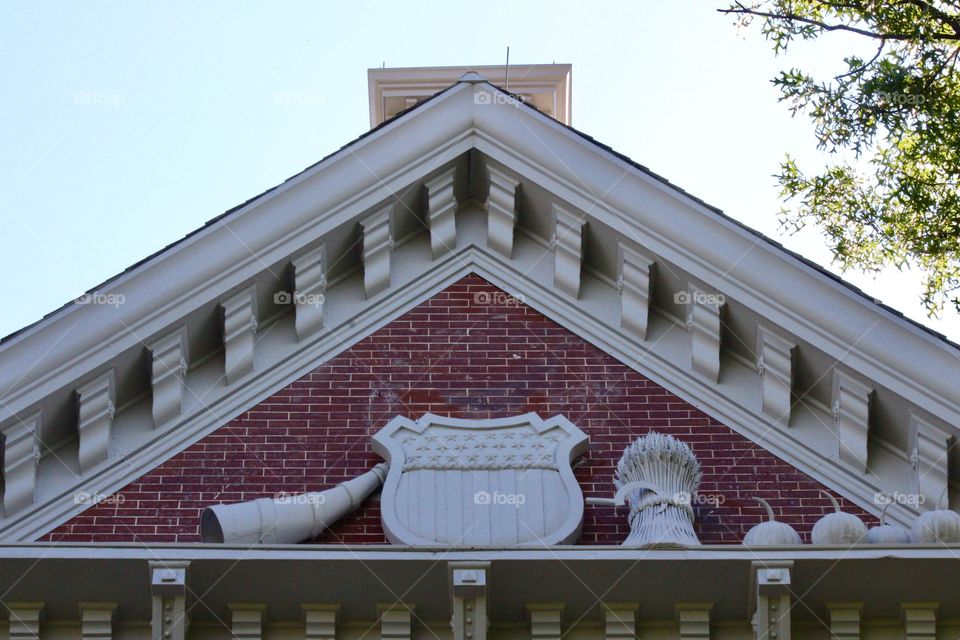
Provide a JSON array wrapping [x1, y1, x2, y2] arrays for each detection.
[[43, 275, 875, 544]]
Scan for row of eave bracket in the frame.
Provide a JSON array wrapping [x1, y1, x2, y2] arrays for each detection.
[[2, 152, 955, 536], [587, 433, 960, 546]]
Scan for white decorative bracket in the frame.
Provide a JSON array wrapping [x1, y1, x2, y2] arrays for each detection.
[[79, 603, 117, 640], [826, 602, 862, 640], [425, 168, 458, 259], [149, 561, 189, 640], [756, 325, 795, 428], [302, 604, 339, 640], [675, 603, 711, 640], [752, 562, 792, 640], [291, 243, 328, 340], [901, 602, 938, 640], [910, 412, 954, 511], [686, 286, 722, 382], [221, 286, 258, 385], [486, 165, 519, 258], [377, 603, 415, 640], [552, 203, 585, 299], [6, 602, 43, 640], [527, 604, 563, 640], [76, 370, 116, 473], [228, 604, 266, 640], [147, 327, 188, 428], [831, 370, 873, 473], [361, 206, 393, 298], [1, 411, 41, 516], [602, 603, 638, 640], [450, 562, 488, 640], [617, 242, 653, 340]]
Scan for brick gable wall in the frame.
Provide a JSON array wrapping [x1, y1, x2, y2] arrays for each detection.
[[43, 274, 876, 544]]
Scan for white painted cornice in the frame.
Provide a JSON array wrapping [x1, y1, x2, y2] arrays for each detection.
[[3, 81, 958, 430], [1, 79, 959, 541]]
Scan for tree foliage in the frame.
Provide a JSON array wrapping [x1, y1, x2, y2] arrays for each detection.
[[720, 0, 960, 314]]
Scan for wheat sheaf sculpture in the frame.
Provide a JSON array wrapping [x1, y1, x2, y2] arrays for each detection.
[[614, 432, 702, 546]]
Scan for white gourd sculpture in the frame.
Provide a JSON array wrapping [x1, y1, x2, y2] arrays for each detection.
[[910, 488, 960, 544], [743, 497, 802, 546], [811, 490, 867, 545], [614, 432, 702, 546], [866, 500, 910, 544]]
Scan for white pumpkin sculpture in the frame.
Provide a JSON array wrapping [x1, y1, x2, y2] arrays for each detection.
[[910, 488, 960, 544], [811, 490, 867, 545], [743, 497, 802, 546], [865, 500, 910, 544]]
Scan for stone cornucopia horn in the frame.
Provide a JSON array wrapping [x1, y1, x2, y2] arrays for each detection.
[[201, 463, 388, 544], [614, 432, 702, 546]]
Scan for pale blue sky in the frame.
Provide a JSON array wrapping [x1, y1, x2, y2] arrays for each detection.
[[2, 0, 956, 341]]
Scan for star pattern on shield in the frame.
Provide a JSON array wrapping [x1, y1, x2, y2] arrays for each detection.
[[397, 426, 562, 471]]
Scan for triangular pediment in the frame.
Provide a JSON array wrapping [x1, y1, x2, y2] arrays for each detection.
[[1, 78, 958, 541], [40, 276, 876, 546]]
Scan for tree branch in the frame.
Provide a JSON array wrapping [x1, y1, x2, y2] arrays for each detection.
[[898, 0, 960, 38], [835, 40, 886, 80], [718, 3, 960, 41]]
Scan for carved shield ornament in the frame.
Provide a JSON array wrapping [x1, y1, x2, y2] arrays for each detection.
[[372, 413, 589, 546]]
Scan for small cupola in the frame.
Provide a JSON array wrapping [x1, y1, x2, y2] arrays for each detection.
[[367, 63, 572, 127]]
